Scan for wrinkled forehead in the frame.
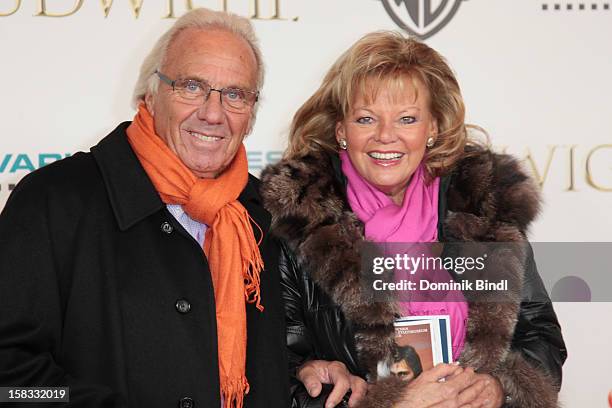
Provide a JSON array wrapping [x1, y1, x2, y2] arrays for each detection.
[[163, 27, 258, 88], [345, 72, 430, 113]]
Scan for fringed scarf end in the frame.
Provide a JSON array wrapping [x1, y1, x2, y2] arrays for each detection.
[[221, 376, 250, 408], [242, 212, 265, 312]]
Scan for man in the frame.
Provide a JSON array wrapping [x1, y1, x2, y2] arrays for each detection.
[[0, 8, 289, 408]]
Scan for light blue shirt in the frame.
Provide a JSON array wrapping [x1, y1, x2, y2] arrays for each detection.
[[166, 204, 207, 246]]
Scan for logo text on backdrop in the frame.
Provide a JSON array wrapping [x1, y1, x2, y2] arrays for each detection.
[[381, 0, 466, 40], [0, 0, 298, 20]]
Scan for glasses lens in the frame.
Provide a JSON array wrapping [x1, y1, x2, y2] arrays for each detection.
[[174, 79, 207, 104], [221, 88, 249, 112]]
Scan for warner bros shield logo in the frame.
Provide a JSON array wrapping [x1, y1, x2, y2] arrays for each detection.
[[381, 0, 466, 40]]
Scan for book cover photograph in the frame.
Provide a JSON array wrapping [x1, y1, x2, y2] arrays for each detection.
[[393, 321, 433, 380], [378, 316, 453, 381]]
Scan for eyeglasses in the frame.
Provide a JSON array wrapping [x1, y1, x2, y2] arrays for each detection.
[[155, 70, 259, 114]]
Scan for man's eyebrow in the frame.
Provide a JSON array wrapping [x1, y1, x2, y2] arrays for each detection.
[[178, 74, 253, 90], [179, 74, 208, 83]]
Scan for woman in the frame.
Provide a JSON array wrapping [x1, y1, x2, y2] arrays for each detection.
[[261, 32, 566, 407]]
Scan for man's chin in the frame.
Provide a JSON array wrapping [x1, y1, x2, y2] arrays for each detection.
[[187, 160, 229, 179]]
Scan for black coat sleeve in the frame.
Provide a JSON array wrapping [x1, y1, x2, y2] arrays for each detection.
[[0, 175, 128, 407], [492, 245, 567, 408], [278, 241, 319, 406], [278, 241, 356, 408], [511, 246, 567, 385]]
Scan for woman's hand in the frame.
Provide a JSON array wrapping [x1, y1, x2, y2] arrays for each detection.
[[394, 363, 486, 408], [450, 373, 504, 408]]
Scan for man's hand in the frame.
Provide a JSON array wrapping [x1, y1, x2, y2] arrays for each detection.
[[296, 360, 367, 408]]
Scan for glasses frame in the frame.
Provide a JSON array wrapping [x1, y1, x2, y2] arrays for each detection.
[[155, 70, 259, 111]]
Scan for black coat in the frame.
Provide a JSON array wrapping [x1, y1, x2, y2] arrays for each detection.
[[0, 123, 289, 408], [261, 149, 567, 408]]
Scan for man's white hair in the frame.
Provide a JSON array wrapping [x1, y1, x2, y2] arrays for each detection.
[[132, 7, 264, 115]]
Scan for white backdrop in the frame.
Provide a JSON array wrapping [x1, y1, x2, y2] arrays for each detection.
[[1, 1, 611, 406]]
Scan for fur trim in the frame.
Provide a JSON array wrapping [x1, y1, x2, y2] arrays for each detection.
[[493, 351, 560, 408], [261, 148, 558, 408], [354, 376, 406, 408]]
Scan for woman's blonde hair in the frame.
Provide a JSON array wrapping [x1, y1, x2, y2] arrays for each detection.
[[286, 31, 479, 178]]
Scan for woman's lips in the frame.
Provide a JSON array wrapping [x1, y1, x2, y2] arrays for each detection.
[[367, 151, 405, 166]]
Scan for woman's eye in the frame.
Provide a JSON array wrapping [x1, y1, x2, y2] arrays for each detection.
[[400, 116, 417, 124], [356, 117, 373, 124]]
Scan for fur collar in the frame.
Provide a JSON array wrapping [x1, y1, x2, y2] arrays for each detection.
[[262, 148, 558, 407]]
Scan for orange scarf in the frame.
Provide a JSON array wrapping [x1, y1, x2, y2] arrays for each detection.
[[126, 104, 263, 408]]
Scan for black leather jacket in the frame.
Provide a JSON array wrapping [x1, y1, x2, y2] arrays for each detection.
[[279, 241, 567, 407]]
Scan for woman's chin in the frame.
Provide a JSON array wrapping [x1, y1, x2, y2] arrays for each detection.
[[371, 179, 408, 196]]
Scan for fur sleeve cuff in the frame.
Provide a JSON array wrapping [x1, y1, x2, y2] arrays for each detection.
[[355, 377, 406, 408], [492, 351, 560, 408]]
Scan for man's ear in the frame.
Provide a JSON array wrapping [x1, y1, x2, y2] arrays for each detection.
[[144, 93, 155, 115], [244, 113, 255, 137]]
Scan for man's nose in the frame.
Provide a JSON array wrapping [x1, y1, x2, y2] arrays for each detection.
[[196, 90, 224, 124]]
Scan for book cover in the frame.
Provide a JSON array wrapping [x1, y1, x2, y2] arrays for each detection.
[[391, 321, 435, 380], [397, 315, 453, 364]]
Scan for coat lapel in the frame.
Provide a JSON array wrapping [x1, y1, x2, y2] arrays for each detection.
[[91, 122, 164, 231]]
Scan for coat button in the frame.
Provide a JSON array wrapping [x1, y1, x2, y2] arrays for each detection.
[[178, 397, 194, 408], [161, 222, 173, 234], [175, 299, 191, 314]]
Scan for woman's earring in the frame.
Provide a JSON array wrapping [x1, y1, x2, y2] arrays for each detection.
[[426, 137, 435, 148], [339, 139, 348, 150]]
